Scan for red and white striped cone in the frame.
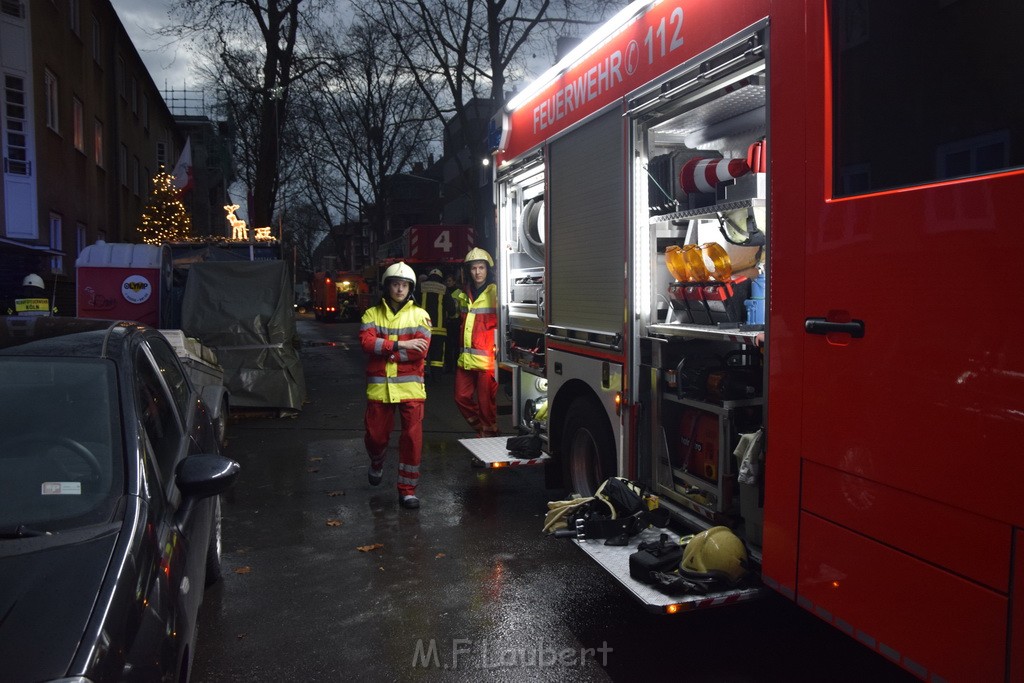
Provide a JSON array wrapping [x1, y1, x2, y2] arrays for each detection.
[[679, 157, 751, 194]]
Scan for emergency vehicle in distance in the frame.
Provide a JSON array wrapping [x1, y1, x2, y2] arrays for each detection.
[[375, 224, 475, 276], [460, 1, 1024, 680], [311, 271, 371, 322]]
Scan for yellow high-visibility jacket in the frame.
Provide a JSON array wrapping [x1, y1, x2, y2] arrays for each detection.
[[452, 283, 496, 372], [360, 299, 432, 402]]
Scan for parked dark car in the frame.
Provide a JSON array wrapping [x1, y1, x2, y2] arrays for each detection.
[[0, 317, 240, 681]]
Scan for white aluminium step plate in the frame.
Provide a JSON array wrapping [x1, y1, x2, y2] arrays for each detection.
[[458, 436, 550, 467], [572, 527, 764, 613]]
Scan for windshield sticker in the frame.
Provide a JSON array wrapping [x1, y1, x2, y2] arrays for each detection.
[[41, 482, 82, 495]]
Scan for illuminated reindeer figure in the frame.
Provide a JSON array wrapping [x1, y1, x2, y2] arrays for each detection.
[[224, 204, 248, 240]]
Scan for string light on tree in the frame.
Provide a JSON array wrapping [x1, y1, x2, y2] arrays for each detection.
[[137, 170, 193, 244]]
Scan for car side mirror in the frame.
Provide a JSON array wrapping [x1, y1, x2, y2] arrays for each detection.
[[176, 454, 240, 499]]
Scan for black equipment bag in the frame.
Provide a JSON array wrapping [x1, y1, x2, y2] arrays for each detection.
[[506, 434, 542, 459], [629, 533, 684, 584]]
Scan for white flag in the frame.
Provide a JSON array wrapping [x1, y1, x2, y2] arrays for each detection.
[[172, 137, 194, 195]]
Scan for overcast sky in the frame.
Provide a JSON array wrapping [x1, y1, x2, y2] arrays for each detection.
[[109, 0, 193, 90]]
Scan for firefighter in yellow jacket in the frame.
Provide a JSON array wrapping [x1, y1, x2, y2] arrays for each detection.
[[452, 248, 498, 437], [360, 262, 432, 509]]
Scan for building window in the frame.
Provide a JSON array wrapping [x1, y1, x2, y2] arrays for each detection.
[[94, 119, 103, 166], [142, 94, 149, 130], [131, 77, 137, 115], [3, 74, 30, 175], [49, 213, 64, 274], [117, 57, 126, 99], [72, 97, 84, 152], [77, 222, 87, 256], [144, 166, 151, 198], [132, 156, 140, 195], [92, 15, 100, 62], [44, 69, 58, 132], [1, 2, 26, 19], [69, 0, 79, 35], [119, 144, 127, 186], [156, 140, 168, 169]]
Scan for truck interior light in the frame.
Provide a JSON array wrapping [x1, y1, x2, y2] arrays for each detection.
[[489, 461, 509, 469], [510, 165, 544, 187]]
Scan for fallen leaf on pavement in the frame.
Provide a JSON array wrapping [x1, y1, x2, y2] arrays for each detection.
[[435, 553, 446, 559], [234, 566, 252, 574], [326, 518, 343, 527], [326, 490, 345, 497], [357, 543, 384, 552], [309, 457, 323, 462]]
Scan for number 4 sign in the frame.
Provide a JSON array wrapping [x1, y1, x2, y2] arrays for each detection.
[[433, 230, 452, 253]]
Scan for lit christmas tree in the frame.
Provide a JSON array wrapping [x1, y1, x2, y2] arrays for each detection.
[[137, 170, 192, 244]]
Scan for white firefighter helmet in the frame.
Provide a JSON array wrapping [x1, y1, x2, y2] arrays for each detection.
[[464, 247, 493, 267], [382, 261, 416, 285], [428, 268, 443, 279], [22, 274, 44, 290]]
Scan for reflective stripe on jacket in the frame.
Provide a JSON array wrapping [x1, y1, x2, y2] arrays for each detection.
[[452, 283, 496, 372], [360, 299, 432, 402]]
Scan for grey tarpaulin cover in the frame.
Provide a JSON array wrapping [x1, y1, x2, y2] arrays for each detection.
[[181, 261, 305, 411]]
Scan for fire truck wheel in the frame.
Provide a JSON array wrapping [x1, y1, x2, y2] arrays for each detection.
[[561, 396, 615, 497]]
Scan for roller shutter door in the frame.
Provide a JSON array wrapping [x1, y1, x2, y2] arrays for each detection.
[[548, 108, 625, 337]]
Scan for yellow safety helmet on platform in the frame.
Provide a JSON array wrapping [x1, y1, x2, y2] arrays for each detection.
[[464, 247, 493, 267], [680, 526, 748, 583]]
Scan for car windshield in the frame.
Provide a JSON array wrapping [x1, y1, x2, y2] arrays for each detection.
[[0, 358, 124, 533]]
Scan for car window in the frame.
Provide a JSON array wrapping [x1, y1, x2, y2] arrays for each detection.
[[135, 349, 184, 485], [0, 358, 123, 531], [146, 337, 192, 418]]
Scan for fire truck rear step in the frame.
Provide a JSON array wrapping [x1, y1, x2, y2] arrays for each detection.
[[459, 436, 550, 467], [571, 527, 764, 614]]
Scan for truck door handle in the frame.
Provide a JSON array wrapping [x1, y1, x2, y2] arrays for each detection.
[[804, 317, 865, 338]]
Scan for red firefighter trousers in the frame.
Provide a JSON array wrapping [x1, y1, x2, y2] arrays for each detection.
[[455, 367, 498, 436], [364, 399, 424, 496]]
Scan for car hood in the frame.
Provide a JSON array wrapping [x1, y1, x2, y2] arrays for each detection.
[[0, 523, 121, 681]]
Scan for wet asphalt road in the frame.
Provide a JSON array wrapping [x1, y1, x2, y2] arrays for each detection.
[[190, 316, 914, 682]]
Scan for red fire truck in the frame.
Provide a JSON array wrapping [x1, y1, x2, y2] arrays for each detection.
[[460, 1, 1024, 680], [377, 224, 475, 268], [311, 271, 370, 322]]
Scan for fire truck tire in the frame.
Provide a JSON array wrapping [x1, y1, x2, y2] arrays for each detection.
[[561, 396, 616, 497]]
